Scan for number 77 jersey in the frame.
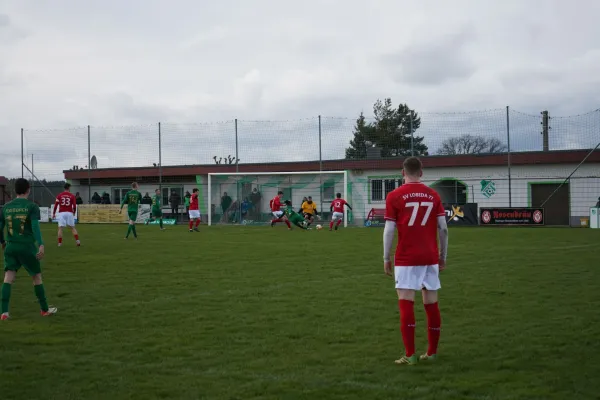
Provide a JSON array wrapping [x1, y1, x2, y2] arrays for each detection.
[[384, 182, 446, 267]]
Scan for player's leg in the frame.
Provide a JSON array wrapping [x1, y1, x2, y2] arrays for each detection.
[[329, 214, 336, 230], [270, 211, 281, 226], [68, 214, 80, 245], [128, 212, 138, 238], [335, 217, 343, 230], [420, 265, 442, 360], [282, 215, 291, 229], [23, 247, 56, 316], [57, 213, 65, 246], [394, 266, 426, 365], [194, 212, 201, 231], [1, 269, 16, 320]]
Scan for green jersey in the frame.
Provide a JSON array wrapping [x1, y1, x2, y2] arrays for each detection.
[[283, 205, 304, 224], [121, 190, 142, 212], [0, 198, 41, 245], [152, 194, 161, 211]]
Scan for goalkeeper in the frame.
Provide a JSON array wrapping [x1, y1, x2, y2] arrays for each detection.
[[283, 200, 309, 230]]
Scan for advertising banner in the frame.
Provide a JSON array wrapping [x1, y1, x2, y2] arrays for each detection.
[[480, 207, 544, 226], [445, 203, 478, 226], [40, 207, 50, 222], [146, 218, 177, 226], [78, 204, 150, 224]]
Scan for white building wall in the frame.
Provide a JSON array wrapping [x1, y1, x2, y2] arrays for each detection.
[[69, 163, 599, 224], [348, 163, 600, 223]]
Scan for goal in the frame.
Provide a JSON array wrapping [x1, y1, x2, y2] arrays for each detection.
[[207, 171, 349, 227]]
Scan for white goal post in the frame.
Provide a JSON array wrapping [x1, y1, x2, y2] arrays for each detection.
[[207, 171, 348, 227]]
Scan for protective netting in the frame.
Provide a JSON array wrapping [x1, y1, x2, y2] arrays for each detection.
[[207, 172, 347, 226]]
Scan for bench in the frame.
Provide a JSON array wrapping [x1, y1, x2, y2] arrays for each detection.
[[365, 208, 386, 227]]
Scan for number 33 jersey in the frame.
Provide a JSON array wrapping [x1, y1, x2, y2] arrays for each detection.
[[1, 198, 41, 245], [384, 182, 445, 266]]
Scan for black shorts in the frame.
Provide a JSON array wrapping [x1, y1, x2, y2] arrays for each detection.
[[303, 213, 314, 219]]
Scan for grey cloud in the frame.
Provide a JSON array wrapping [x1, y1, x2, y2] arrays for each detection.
[[383, 25, 476, 86], [0, 14, 10, 27]]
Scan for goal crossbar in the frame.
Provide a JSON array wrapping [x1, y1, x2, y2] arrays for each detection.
[[207, 171, 348, 227]]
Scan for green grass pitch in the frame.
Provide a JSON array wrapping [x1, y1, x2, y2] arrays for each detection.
[[1, 224, 599, 400]]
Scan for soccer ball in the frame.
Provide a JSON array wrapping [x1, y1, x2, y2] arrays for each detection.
[[316, 224, 323, 230]]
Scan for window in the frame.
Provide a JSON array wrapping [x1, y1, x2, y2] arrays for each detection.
[[162, 186, 184, 207], [370, 178, 402, 202], [113, 188, 131, 205], [323, 180, 335, 201]]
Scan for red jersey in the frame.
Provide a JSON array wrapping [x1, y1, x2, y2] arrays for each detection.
[[53, 191, 77, 214], [270, 196, 282, 211], [331, 198, 348, 213], [189, 193, 199, 210], [384, 182, 445, 266]]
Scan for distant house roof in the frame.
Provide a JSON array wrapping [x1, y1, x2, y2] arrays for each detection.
[[0, 176, 8, 185], [63, 150, 600, 180]]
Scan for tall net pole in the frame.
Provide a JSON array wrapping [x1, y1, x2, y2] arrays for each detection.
[[158, 122, 162, 194], [506, 106, 512, 207], [87, 125, 91, 204], [21, 128, 24, 178]]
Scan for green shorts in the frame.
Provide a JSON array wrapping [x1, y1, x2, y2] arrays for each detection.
[[3, 243, 41, 276], [128, 211, 138, 222], [152, 209, 162, 218]]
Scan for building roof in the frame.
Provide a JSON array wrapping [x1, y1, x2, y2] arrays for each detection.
[[63, 149, 600, 180], [0, 176, 8, 185]]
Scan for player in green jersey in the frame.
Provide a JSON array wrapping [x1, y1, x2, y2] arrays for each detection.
[[0, 178, 57, 320], [119, 182, 142, 239], [283, 201, 309, 230], [145, 189, 165, 230]]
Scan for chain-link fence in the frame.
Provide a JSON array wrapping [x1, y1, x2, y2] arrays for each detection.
[[2, 106, 598, 224]]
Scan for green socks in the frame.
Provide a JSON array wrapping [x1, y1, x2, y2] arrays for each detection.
[[1, 283, 11, 314], [159, 219, 163, 229], [132, 225, 137, 237], [126, 225, 132, 238], [34, 284, 48, 312]]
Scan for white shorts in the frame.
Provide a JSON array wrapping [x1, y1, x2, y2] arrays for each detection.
[[57, 212, 75, 228], [189, 210, 201, 219], [394, 265, 441, 291], [332, 212, 344, 221], [272, 211, 283, 218]]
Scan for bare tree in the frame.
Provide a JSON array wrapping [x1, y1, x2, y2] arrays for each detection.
[[437, 134, 507, 155]]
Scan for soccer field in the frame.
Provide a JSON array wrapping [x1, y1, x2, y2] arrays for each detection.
[[1, 225, 599, 400]]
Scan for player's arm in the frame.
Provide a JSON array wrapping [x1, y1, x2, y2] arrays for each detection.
[[119, 192, 128, 211], [382, 194, 397, 275], [435, 197, 448, 268], [31, 206, 45, 259], [346, 202, 352, 210], [0, 212, 5, 249], [52, 197, 59, 217], [437, 216, 448, 265]]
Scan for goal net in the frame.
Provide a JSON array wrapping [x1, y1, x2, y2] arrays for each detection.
[[207, 171, 348, 227]]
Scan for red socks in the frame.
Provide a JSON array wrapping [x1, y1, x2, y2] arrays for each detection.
[[398, 299, 416, 357], [336, 220, 342, 227], [189, 220, 193, 229], [74, 234, 79, 241], [285, 220, 291, 228], [58, 237, 62, 244], [195, 219, 200, 228], [424, 302, 441, 356], [272, 218, 282, 223], [329, 221, 334, 229]]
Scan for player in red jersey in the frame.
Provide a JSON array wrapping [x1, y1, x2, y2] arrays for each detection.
[[52, 183, 80, 247], [188, 188, 201, 232], [270, 191, 291, 229], [382, 157, 448, 366], [329, 193, 352, 231]]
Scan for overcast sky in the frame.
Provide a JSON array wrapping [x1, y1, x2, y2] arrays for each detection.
[[1, 0, 600, 179]]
